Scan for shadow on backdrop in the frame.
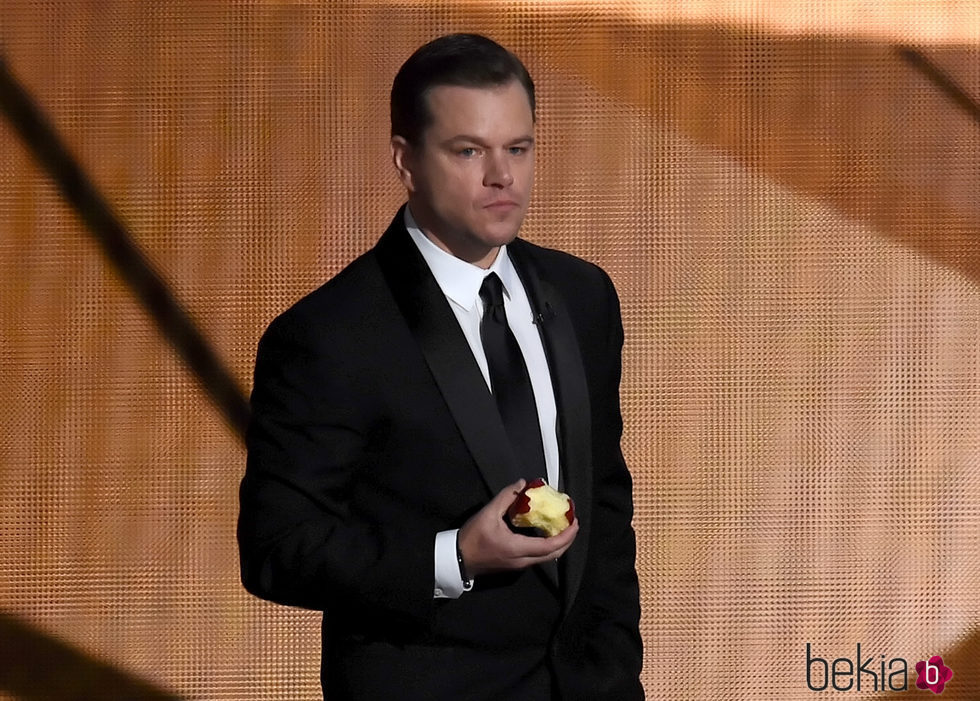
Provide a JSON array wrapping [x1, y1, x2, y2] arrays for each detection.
[[0, 613, 182, 700]]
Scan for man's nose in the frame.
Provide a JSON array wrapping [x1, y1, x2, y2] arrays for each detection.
[[483, 152, 514, 188]]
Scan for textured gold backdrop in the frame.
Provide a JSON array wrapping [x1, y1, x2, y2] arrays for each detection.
[[1, 2, 979, 699]]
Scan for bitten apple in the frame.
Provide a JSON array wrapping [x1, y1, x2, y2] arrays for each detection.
[[507, 478, 575, 537]]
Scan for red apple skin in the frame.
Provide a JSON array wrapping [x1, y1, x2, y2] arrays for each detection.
[[509, 490, 532, 516], [525, 478, 547, 491]]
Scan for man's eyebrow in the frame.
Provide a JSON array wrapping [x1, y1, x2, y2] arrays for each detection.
[[444, 134, 535, 145]]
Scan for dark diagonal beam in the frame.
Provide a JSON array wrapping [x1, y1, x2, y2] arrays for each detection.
[[898, 46, 980, 126], [0, 54, 250, 439]]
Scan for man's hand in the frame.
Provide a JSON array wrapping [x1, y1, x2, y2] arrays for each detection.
[[457, 479, 579, 579]]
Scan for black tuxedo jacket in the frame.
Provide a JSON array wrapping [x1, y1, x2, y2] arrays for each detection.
[[238, 208, 643, 700]]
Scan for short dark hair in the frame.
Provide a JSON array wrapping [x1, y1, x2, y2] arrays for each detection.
[[391, 33, 535, 144]]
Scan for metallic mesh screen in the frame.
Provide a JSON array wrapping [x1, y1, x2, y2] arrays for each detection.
[[2, 2, 979, 699]]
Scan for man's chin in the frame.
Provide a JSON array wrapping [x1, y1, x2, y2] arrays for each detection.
[[474, 234, 519, 259], [478, 219, 524, 247], [485, 229, 520, 245], [460, 229, 519, 268]]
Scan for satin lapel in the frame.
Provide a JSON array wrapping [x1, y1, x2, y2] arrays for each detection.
[[508, 239, 592, 611], [373, 211, 521, 499]]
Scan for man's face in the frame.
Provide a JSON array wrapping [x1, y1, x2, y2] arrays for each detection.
[[391, 80, 535, 268]]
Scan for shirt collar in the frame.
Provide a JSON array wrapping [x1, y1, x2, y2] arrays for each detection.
[[404, 206, 521, 312]]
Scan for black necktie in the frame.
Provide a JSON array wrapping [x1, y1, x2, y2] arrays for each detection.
[[479, 273, 547, 481]]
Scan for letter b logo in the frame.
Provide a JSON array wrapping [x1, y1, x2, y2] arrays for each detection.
[[806, 644, 828, 691], [915, 655, 953, 694]]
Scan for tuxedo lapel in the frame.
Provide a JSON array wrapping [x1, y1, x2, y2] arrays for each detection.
[[373, 210, 523, 499], [508, 239, 592, 610]]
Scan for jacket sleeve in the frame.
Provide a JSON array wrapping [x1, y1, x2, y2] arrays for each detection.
[[558, 270, 645, 700], [237, 310, 435, 627]]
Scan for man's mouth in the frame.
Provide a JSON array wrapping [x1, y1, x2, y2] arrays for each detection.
[[484, 200, 519, 210]]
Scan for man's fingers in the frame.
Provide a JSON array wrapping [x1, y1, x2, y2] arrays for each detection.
[[510, 519, 579, 559], [549, 525, 579, 558], [516, 527, 579, 568]]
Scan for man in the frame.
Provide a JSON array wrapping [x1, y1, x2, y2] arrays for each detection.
[[238, 33, 643, 700]]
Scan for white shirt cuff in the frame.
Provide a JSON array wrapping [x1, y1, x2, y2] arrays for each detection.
[[434, 528, 471, 599]]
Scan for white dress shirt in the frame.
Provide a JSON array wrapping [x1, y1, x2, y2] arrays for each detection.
[[403, 207, 560, 599]]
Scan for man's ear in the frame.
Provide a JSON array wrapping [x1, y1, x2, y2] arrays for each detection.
[[390, 136, 415, 193]]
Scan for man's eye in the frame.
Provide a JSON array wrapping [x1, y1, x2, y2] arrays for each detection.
[[459, 147, 478, 157], [509, 146, 526, 156]]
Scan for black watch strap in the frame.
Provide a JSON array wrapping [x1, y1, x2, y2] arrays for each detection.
[[456, 532, 474, 591]]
